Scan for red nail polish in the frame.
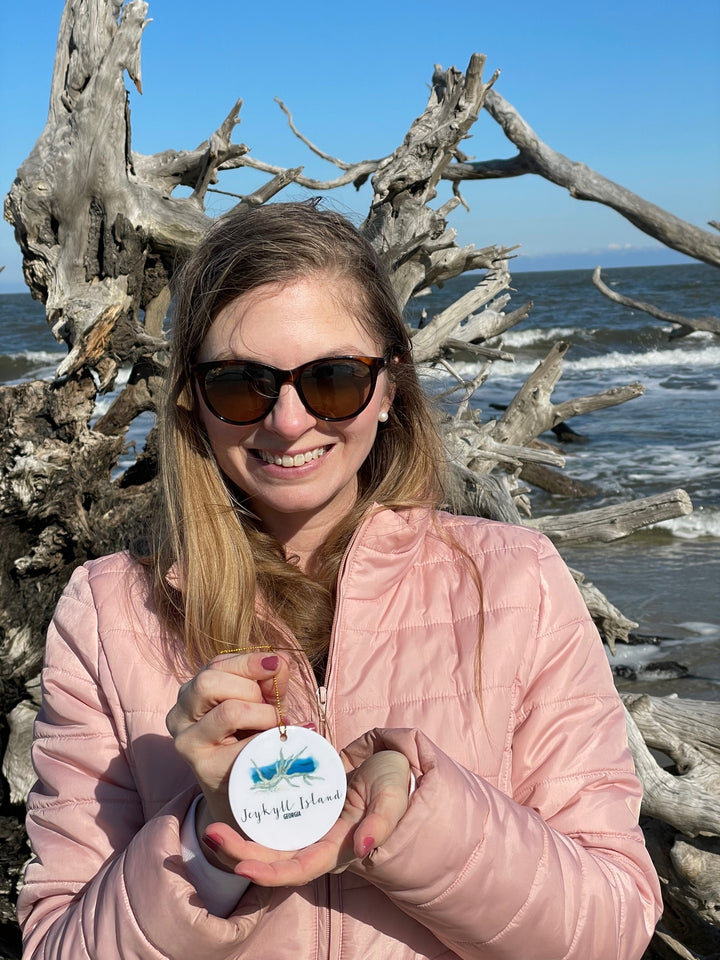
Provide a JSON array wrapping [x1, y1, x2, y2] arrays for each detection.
[[361, 836, 375, 857], [261, 655, 279, 671], [301, 721, 317, 731], [202, 832, 223, 853]]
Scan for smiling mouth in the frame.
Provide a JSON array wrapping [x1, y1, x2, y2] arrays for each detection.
[[255, 446, 328, 468]]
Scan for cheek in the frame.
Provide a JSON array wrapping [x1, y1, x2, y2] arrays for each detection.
[[195, 387, 247, 449], [345, 407, 382, 451], [198, 410, 253, 466]]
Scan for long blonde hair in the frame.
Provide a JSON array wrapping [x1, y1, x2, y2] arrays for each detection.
[[150, 202, 447, 671]]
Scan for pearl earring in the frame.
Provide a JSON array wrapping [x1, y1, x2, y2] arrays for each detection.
[[378, 411, 389, 423]]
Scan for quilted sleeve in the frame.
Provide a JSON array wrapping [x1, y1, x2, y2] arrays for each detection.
[[18, 564, 267, 960]]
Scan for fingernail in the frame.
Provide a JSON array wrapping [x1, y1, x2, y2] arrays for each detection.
[[202, 832, 223, 853], [301, 721, 317, 731], [261, 655, 279, 671], [360, 836, 375, 857]]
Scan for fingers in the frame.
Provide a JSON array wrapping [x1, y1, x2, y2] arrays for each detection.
[[351, 809, 393, 860], [165, 652, 291, 807], [205, 820, 355, 887], [199, 651, 290, 710], [166, 651, 289, 739], [346, 751, 411, 858], [235, 845, 336, 887], [209, 651, 290, 704], [199, 750, 413, 887]]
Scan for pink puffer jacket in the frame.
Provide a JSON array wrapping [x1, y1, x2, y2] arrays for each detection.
[[19, 508, 661, 959]]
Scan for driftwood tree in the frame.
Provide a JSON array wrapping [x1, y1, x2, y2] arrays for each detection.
[[449, 88, 720, 339], [1, 2, 718, 956], [592, 266, 720, 339]]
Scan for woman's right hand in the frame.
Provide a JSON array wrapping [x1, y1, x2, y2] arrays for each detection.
[[165, 651, 291, 839], [201, 748, 412, 886]]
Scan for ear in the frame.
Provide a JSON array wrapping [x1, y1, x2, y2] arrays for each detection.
[[382, 379, 396, 416]]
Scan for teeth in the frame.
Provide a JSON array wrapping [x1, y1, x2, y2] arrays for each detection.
[[258, 447, 326, 467]]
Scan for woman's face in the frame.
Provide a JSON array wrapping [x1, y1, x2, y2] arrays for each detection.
[[194, 275, 393, 550]]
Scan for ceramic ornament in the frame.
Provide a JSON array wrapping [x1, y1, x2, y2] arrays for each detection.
[[228, 725, 347, 850]]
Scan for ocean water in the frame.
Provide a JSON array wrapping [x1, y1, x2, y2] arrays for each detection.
[[1, 264, 719, 698]]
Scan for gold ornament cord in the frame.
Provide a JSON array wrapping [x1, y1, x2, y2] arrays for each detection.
[[224, 646, 287, 739]]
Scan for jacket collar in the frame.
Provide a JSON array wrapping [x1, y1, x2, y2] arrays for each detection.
[[336, 506, 435, 602], [164, 505, 436, 600]]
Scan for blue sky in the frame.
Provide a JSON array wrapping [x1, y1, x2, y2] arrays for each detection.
[[1, 0, 718, 292]]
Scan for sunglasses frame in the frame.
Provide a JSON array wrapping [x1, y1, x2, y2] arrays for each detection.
[[191, 354, 389, 425]]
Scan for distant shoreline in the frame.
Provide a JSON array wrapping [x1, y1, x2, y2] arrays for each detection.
[[512, 252, 701, 274], [0, 253, 708, 295]]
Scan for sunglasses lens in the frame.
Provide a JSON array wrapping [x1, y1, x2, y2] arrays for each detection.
[[196, 357, 382, 424], [203, 363, 278, 423], [301, 359, 374, 420]]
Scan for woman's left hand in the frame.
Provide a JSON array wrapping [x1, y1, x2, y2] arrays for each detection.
[[202, 749, 411, 886]]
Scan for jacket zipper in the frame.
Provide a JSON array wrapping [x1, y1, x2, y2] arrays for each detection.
[[316, 684, 327, 734], [319, 512, 366, 742], [314, 519, 368, 959]]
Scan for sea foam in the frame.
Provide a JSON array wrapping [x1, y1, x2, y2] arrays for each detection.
[[654, 508, 720, 540]]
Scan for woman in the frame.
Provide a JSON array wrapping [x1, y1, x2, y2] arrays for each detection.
[[19, 202, 662, 959]]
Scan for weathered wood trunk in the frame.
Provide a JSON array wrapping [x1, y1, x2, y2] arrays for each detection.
[[1, 3, 717, 956], [625, 696, 720, 957], [592, 266, 720, 339]]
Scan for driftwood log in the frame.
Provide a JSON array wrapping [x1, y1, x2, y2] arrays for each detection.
[[592, 266, 720, 340], [624, 696, 720, 957], [1, 3, 718, 956]]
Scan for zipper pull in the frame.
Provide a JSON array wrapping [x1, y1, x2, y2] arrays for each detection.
[[316, 685, 327, 727]]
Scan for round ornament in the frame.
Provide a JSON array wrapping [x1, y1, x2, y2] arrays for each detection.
[[228, 725, 347, 850]]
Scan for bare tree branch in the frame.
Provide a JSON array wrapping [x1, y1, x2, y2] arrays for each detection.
[[363, 55, 508, 306], [230, 153, 381, 191], [446, 89, 720, 269], [448, 154, 531, 179], [273, 97, 368, 170], [593, 267, 720, 339], [490, 342, 645, 450], [411, 266, 512, 361], [624, 695, 720, 835], [570, 570, 638, 651]]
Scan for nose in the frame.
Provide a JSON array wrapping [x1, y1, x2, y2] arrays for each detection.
[[264, 383, 317, 439]]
